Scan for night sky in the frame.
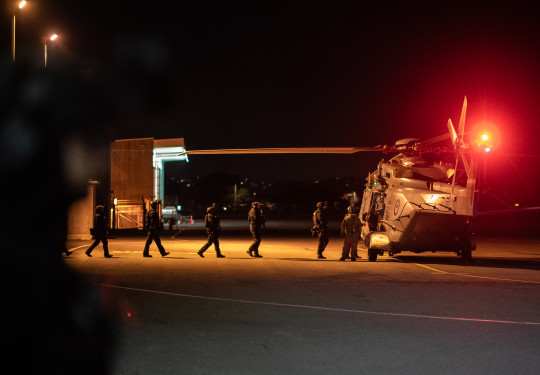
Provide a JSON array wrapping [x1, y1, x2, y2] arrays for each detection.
[[4, 1, 540, 205]]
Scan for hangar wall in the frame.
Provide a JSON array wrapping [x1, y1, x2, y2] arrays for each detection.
[[110, 138, 154, 202], [67, 138, 187, 234], [66, 181, 97, 240]]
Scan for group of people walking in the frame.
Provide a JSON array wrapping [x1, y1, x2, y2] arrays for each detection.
[[197, 201, 266, 258], [84, 200, 170, 258], [77, 200, 363, 260], [312, 202, 362, 261]]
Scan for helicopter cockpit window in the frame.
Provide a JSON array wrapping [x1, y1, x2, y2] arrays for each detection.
[[393, 167, 414, 178], [411, 166, 449, 181]]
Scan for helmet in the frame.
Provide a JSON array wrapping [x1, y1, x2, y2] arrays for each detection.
[[150, 201, 158, 209], [207, 207, 214, 213], [347, 205, 354, 213], [252, 202, 259, 208], [316, 202, 324, 209], [96, 205, 104, 212]]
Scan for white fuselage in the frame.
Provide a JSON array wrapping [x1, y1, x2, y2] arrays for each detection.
[[359, 155, 476, 253]]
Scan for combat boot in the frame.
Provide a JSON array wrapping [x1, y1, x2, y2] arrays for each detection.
[[197, 251, 205, 258], [246, 250, 253, 257], [318, 253, 326, 259], [253, 253, 263, 258]]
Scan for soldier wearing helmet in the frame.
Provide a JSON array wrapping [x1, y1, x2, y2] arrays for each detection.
[[143, 200, 170, 257], [339, 205, 362, 261], [312, 201, 329, 259], [85, 205, 112, 258], [247, 202, 265, 257], [197, 203, 225, 258]]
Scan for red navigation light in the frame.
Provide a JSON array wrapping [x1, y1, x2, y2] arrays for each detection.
[[471, 123, 500, 151]]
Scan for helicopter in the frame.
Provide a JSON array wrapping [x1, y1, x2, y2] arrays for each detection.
[[180, 97, 491, 262]]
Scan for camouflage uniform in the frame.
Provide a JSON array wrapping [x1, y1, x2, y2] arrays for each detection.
[[247, 202, 265, 257], [143, 201, 169, 257], [340, 206, 362, 261], [312, 202, 329, 259], [198, 205, 225, 258]]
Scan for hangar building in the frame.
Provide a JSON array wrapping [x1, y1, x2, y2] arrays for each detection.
[[67, 137, 188, 238]]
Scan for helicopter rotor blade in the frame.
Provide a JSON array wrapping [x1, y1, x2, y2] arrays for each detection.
[[447, 119, 458, 147], [417, 133, 451, 146], [460, 150, 471, 177], [458, 96, 467, 136], [178, 147, 381, 156]]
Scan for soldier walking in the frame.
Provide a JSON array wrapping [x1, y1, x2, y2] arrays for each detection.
[[143, 201, 170, 257], [247, 202, 265, 258], [312, 201, 329, 259], [198, 204, 225, 258], [339, 205, 362, 261], [85, 205, 112, 258]]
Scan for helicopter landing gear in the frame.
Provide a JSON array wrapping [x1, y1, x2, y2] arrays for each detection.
[[457, 247, 472, 263], [368, 248, 378, 262]]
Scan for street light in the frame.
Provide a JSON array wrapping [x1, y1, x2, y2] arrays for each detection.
[[11, 0, 27, 62], [43, 33, 58, 67]]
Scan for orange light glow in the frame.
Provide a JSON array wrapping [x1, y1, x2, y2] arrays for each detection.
[[19, 1, 27, 9], [481, 134, 489, 141], [484, 147, 491, 152]]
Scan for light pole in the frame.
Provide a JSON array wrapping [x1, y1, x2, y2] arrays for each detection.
[[11, 0, 27, 62], [43, 33, 58, 67]]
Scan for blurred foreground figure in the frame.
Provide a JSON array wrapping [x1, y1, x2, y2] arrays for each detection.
[[247, 202, 265, 257], [1, 57, 114, 373], [143, 201, 170, 257], [85, 205, 112, 258], [312, 201, 329, 259], [198, 203, 225, 258]]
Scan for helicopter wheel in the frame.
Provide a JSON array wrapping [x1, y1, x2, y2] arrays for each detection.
[[368, 248, 378, 262], [457, 248, 472, 263]]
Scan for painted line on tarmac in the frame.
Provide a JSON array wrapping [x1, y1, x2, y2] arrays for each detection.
[[100, 284, 540, 326], [390, 258, 540, 284], [456, 273, 540, 284], [409, 262, 540, 284], [68, 245, 89, 251], [412, 263, 449, 274]]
